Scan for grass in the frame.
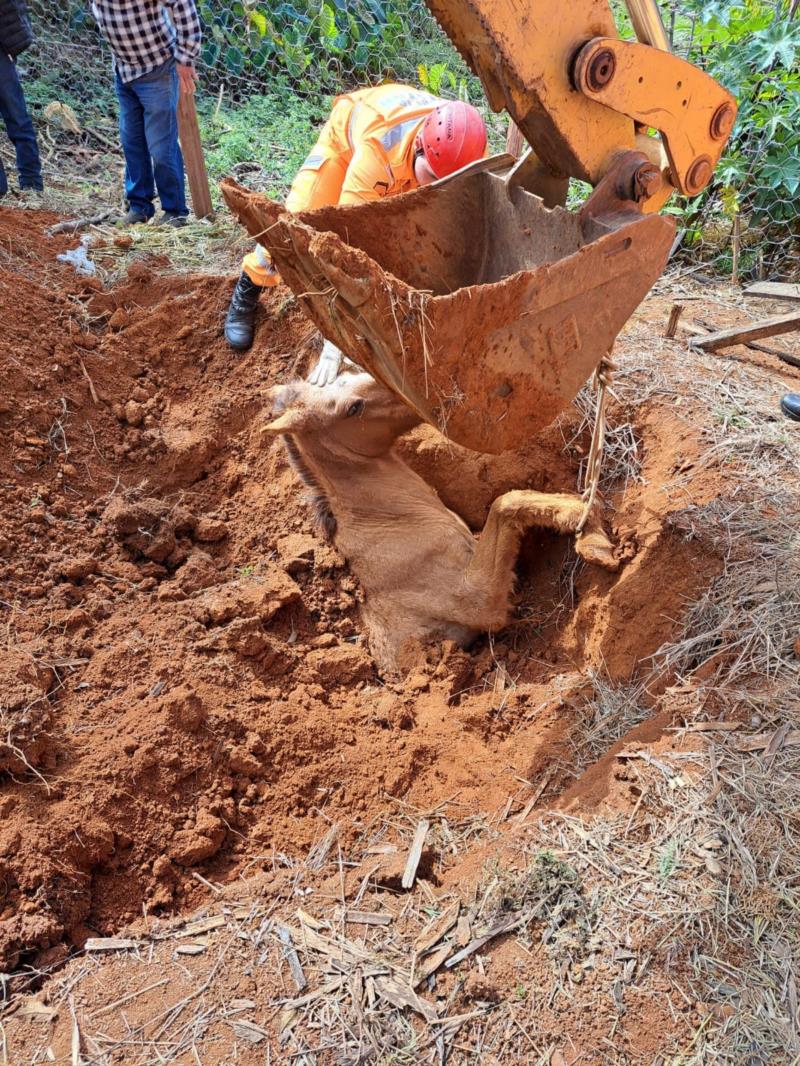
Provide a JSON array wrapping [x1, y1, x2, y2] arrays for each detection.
[[197, 88, 325, 203]]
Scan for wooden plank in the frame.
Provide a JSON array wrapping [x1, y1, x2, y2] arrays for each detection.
[[177, 93, 214, 219], [689, 319, 800, 370], [401, 819, 430, 890], [744, 282, 800, 303], [691, 311, 800, 352]]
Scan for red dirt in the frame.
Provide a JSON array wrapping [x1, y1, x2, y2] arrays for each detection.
[[1, 207, 725, 993]]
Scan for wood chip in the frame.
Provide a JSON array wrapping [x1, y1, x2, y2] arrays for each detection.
[[337, 909, 392, 927], [445, 913, 528, 969], [293, 922, 373, 967], [683, 720, 742, 732], [228, 1019, 269, 1044], [364, 844, 399, 856], [402, 819, 430, 890], [374, 976, 438, 1023], [454, 916, 471, 947], [295, 907, 324, 931], [16, 1000, 57, 1022], [691, 311, 800, 352], [276, 923, 307, 991], [283, 977, 345, 1012], [413, 942, 454, 987], [228, 998, 257, 1011], [84, 937, 140, 952], [174, 942, 207, 956], [414, 901, 460, 955], [735, 728, 800, 753], [174, 914, 226, 938]]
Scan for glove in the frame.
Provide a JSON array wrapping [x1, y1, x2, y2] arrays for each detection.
[[307, 339, 344, 387]]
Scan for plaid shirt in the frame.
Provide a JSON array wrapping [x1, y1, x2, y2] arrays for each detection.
[[92, 0, 201, 83]]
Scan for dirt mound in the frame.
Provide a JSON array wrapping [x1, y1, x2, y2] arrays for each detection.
[[0, 208, 724, 974]]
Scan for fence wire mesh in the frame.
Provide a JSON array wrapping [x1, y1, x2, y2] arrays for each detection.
[[3, 1, 798, 283]]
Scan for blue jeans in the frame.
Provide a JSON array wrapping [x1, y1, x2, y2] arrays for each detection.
[[115, 60, 187, 218], [0, 52, 43, 196]]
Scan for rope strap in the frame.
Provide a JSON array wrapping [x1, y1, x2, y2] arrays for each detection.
[[576, 354, 616, 535]]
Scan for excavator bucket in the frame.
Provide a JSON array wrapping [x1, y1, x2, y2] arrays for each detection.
[[222, 172, 674, 454]]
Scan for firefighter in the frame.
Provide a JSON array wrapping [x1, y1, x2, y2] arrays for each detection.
[[224, 83, 487, 382]]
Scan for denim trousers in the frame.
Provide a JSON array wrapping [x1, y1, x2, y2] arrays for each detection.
[[115, 59, 187, 217], [0, 52, 43, 195]]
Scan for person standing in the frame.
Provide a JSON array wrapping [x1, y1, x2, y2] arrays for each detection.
[[92, 0, 201, 227], [0, 0, 44, 200]]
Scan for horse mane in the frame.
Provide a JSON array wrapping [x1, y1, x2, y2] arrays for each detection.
[[281, 435, 337, 542]]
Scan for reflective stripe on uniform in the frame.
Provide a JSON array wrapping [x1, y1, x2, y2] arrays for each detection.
[[300, 152, 326, 171], [379, 116, 425, 153], [377, 88, 437, 112], [347, 103, 361, 150]]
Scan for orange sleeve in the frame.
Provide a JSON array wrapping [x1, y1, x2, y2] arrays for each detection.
[[338, 142, 393, 205]]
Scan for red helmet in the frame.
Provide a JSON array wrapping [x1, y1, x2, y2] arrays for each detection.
[[419, 101, 487, 179]]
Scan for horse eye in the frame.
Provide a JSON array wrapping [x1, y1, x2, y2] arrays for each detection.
[[346, 400, 364, 418]]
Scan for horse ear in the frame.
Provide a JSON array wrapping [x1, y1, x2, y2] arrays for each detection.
[[261, 409, 304, 435]]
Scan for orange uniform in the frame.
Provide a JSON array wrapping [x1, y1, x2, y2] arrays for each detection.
[[242, 83, 442, 287]]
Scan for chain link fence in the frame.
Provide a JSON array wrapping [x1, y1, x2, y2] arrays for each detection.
[[4, 1, 798, 283]]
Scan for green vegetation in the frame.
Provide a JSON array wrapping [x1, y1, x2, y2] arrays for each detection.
[[198, 88, 325, 199], [197, 0, 438, 91], [668, 1, 800, 276]]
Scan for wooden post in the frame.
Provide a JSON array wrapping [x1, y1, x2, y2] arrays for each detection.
[[731, 214, 741, 286], [506, 118, 525, 159], [177, 93, 213, 219], [665, 303, 684, 338]]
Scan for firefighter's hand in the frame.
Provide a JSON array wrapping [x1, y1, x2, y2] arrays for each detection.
[[307, 340, 343, 387]]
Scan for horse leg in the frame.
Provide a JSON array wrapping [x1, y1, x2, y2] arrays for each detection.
[[457, 490, 616, 630]]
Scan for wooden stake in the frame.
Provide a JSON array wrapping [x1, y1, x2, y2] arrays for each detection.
[[177, 93, 214, 219], [665, 303, 684, 339], [731, 214, 740, 286]]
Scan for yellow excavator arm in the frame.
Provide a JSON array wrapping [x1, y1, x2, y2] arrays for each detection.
[[427, 0, 736, 208]]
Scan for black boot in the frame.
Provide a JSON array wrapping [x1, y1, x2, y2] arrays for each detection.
[[780, 393, 800, 422], [224, 272, 263, 350]]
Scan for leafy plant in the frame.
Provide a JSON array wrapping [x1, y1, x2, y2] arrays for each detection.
[[668, 1, 800, 277]]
